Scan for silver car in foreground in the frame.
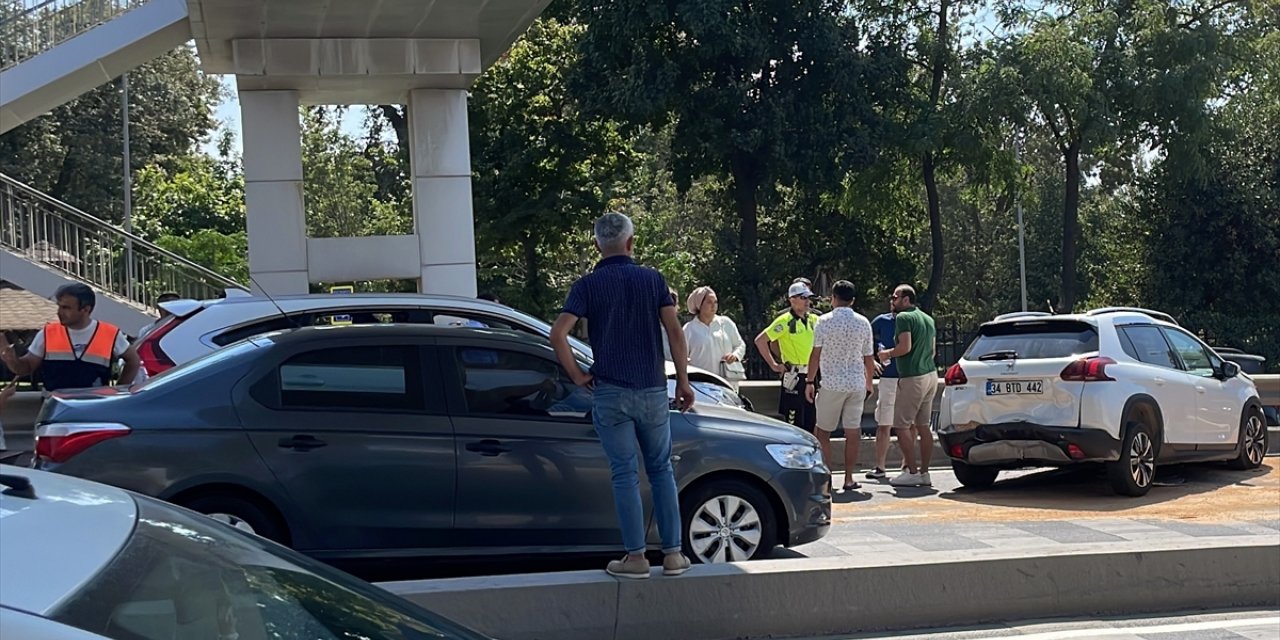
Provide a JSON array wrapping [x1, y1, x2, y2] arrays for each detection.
[[0, 467, 492, 640]]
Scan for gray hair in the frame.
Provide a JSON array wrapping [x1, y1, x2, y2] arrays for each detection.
[[594, 212, 634, 252]]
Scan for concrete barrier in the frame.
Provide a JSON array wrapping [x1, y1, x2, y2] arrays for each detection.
[[381, 537, 1280, 640]]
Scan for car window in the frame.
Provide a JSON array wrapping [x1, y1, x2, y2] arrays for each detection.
[[964, 320, 1098, 360], [279, 345, 424, 411], [430, 311, 521, 331], [1161, 328, 1217, 377], [1118, 326, 1177, 369], [213, 309, 437, 346], [52, 496, 486, 640], [457, 348, 591, 418], [213, 317, 297, 346]]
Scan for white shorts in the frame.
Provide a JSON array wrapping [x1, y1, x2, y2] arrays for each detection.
[[874, 378, 898, 426], [815, 389, 865, 433]]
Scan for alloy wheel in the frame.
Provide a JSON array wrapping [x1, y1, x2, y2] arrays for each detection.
[[689, 495, 763, 563], [1244, 415, 1266, 466], [1129, 432, 1155, 488]]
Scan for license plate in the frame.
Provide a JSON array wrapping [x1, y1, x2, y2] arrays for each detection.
[[985, 380, 1044, 395]]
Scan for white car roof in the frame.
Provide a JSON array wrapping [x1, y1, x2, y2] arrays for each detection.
[[983, 308, 1174, 329], [0, 468, 136, 615]]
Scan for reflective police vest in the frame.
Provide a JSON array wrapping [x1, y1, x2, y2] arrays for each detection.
[[41, 321, 120, 391]]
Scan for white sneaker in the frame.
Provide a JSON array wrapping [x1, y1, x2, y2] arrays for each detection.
[[918, 471, 933, 486], [890, 470, 924, 487]]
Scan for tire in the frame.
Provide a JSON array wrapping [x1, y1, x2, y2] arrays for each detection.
[[1107, 419, 1157, 497], [1227, 408, 1268, 471], [952, 461, 999, 490], [681, 479, 778, 564], [180, 493, 288, 543]]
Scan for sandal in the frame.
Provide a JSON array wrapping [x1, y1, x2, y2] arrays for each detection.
[[842, 480, 861, 491]]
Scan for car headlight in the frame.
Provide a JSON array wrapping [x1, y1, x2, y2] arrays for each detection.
[[766, 443, 823, 470]]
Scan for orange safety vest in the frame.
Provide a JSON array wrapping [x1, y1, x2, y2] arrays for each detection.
[[41, 321, 120, 390]]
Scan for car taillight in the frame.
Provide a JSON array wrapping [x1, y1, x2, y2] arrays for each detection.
[[35, 423, 131, 463], [138, 315, 184, 376], [1060, 356, 1116, 382], [944, 364, 968, 386], [948, 444, 966, 458]]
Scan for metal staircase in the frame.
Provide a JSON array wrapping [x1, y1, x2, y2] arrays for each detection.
[[0, 0, 189, 133], [0, 172, 246, 320], [0, 0, 149, 70]]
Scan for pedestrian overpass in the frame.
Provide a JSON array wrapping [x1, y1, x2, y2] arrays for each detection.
[[0, 0, 550, 330]]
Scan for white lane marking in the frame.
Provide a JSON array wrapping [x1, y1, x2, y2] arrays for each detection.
[[1008, 615, 1280, 639]]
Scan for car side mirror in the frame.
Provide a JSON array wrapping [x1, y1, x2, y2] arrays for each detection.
[[1219, 361, 1240, 379]]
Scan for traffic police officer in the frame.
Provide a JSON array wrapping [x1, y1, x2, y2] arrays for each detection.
[[754, 281, 820, 432]]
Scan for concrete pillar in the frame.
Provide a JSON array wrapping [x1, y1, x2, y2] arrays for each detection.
[[240, 89, 309, 295], [409, 89, 477, 297]]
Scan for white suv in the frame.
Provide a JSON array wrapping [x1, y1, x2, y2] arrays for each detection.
[[134, 293, 746, 406], [937, 308, 1269, 496]]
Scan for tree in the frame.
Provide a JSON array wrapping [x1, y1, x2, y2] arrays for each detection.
[[573, 0, 890, 330], [468, 18, 630, 315], [130, 150, 244, 239], [302, 107, 411, 239], [991, 0, 1250, 311], [0, 47, 223, 221], [857, 0, 976, 312]]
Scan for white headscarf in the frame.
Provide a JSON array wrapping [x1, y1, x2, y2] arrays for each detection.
[[686, 286, 715, 316]]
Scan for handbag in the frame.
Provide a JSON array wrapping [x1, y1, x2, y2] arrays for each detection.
[[720, 359, 747, 381]]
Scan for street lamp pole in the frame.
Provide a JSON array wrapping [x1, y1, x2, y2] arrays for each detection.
[[122, 73, 134, 300], [1015, 135, 1028, 312]]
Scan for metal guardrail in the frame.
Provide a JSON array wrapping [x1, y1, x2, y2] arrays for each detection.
[[0, 172, 247, 306], [0, 0, 147, 70]]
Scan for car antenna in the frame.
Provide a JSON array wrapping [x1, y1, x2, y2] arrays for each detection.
[[246, 274, 302, 329]]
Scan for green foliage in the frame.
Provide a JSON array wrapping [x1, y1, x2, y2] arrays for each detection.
[[469, 18, 630, 316], [154, 230, 249, 284], [0, 47, 223, 222], [302, 107, 412, 238], [130, 153, 244, 239], [573, 0, 891, 327]]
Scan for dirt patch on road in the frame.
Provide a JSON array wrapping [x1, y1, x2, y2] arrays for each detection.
[[834, 459, 1280, 524]]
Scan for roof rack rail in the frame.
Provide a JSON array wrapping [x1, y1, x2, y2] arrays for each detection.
[[1085, 307, 1178, 325], [992, 311, 1052, 322]]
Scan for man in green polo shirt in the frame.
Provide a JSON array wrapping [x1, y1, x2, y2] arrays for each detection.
[[754, 281, 820, 432], [877, 284, 937, 487]]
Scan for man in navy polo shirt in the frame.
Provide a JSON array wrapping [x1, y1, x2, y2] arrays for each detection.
[[551, 212, 696, 580]]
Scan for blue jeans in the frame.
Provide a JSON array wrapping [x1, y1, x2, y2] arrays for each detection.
[[592, 383, 682, 554]]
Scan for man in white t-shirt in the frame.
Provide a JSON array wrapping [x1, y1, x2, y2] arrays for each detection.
[[805, 280, 875, 492], [0, 283, 138, 392]]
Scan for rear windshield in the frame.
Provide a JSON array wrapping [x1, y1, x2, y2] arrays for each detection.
[[964, 320, 1099, 360]]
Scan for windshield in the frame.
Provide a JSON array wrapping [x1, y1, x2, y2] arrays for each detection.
[[497, 306, 593, 357], [52, 495, 489, 640]]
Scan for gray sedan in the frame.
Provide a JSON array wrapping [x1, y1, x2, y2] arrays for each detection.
[[33, 325, 832, 565]]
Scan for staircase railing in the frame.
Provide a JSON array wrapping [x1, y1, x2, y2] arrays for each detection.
[[0, 172, 247, 306], [0, 0, 148, 71]]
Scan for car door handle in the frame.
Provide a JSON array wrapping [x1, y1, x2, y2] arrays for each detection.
[[278, 435, 327, 451], [1196, 386, 1206, 394], [465, 439, 511, 456], [1152, 377, 1166, 386]]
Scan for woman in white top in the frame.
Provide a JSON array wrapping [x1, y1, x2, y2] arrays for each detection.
[[682, 287, 748, 390]]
